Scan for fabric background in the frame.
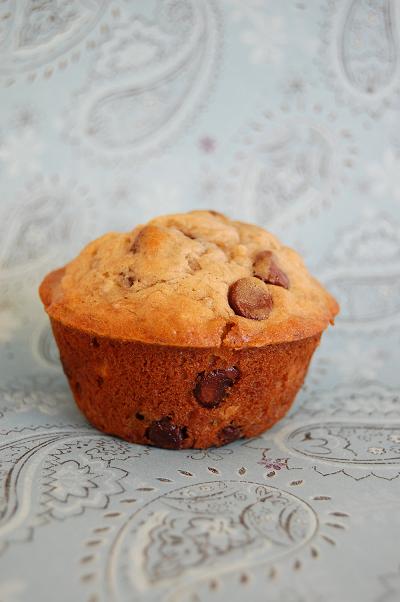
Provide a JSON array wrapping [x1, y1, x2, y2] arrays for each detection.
[[1, 1, 399, 600]]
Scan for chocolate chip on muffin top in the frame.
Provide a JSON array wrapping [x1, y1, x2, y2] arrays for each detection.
[[43, 210, 338, 348]]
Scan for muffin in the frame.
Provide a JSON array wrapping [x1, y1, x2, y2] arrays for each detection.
[[39, 210, 338, 449]]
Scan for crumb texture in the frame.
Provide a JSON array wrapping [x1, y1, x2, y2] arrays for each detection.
[[40, 210, 339, 347]]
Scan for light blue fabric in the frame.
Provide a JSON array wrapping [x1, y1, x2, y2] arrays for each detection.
[[0, 2, 399, 600]]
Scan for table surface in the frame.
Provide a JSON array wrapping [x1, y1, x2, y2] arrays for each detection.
[[1, 1, 400, 601]]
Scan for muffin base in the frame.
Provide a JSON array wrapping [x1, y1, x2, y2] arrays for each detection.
[[51, 319, 321, 449]]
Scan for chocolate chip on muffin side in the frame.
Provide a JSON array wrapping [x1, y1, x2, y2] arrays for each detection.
[[194, 366, 240, 408], [39, 210, 339, 449]]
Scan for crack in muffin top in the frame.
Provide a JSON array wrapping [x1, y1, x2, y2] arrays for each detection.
[[40, 210, 339, 347]]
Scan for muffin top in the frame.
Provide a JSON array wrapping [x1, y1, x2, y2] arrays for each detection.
[[40, 210, 339, 348]]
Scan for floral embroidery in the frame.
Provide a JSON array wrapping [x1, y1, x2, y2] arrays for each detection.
[[42, 457, 127, 519], [258, 452, 289, 477]]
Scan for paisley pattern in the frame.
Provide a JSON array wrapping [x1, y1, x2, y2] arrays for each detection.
[[0, 177, 97, 291], [319, 0, 400, 115], [274, 384, 400, 480], [63, 1, 221, 162], [0, 430, 150, 554], [341, 0, 397, 95], [294, 384, 400, 423], [108, 481, 318, 600], [228, 99, 357, 228], [0, 0, 107, 80], [320, 214, 400, 329], [287, 424, 400, 464]]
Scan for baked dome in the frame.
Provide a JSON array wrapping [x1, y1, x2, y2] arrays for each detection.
[[40, 210, 338, 348]]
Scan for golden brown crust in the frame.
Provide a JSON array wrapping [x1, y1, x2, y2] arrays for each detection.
[[50, 318, 321, 449], [39, 210, 339, 349]]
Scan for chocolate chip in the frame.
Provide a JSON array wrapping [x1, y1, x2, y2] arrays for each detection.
[[218, 425, 243, 444], [194, 367, 240, 408], [145, 417, 188, 449], [187, 256, 201, 272], [253, 251, 289, 289], [91, 337, 100, 348], [179, 229, 197, 240], [130, 229, 144, 253], [135, 412, 145, 421], [228, 277, 273, 320], [119, 272, 135, 288], [207, 210, 225, 218], [268, 260, 290, 289]]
